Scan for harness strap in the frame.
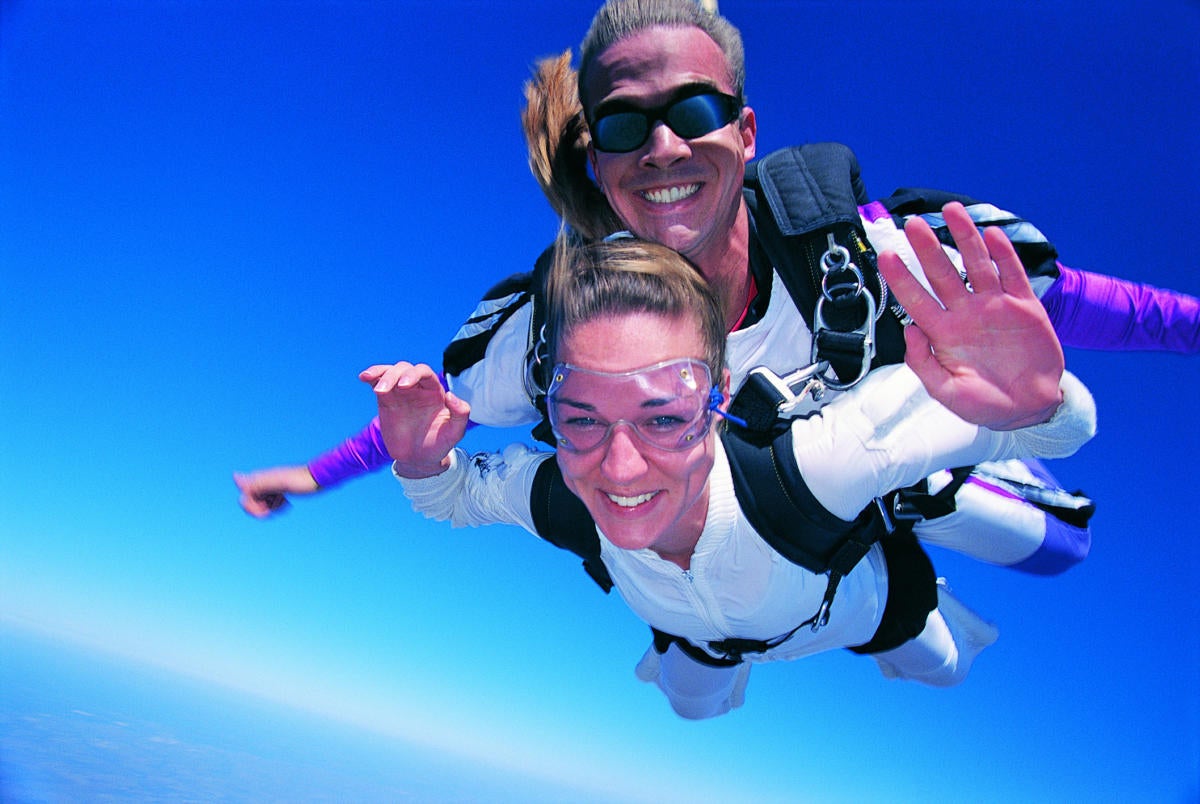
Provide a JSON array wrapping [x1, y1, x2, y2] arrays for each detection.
[[530, 456, 612, 593], [657, 519, 933, 666], [745, 145, 905, 389], [722, 426, 891, 632], [890, 466, 975, 522]]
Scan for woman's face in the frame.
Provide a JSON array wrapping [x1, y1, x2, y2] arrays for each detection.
[[552, 311, 718, 563]]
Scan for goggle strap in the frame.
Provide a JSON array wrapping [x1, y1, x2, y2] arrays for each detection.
[[708, 386, 747, 429]]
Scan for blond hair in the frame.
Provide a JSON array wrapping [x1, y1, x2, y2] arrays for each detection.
[[521, 51, 622, 241], [544, 233, 726, 381], [577, 0, 745, 112]]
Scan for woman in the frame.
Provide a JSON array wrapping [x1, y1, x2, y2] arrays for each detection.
[[362, 215, 1095, 719], [236, 47, 1198, 577]]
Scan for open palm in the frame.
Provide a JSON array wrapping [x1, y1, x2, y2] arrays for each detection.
[[878, 202, 1065, 430]]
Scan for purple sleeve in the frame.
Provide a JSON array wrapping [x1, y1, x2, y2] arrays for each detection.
[[306, 417, 392, 489], [1042, 265, 1200, 353]]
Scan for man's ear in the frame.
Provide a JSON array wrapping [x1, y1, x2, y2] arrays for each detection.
[[739, 106, 757, 162], [719, 368, 733, 411], [588, 142, 602, 191]]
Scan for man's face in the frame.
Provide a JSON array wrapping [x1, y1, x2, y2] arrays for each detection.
[[585, 26, 757, 270]]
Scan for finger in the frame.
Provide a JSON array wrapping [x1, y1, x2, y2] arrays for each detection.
[[234, 471, 272, 496], [373, 362, 415, 394], [239, 495, 270, 518], [984, 226, 1037, 301], [380, 365, 443, 400], [903, 213, 969, 308], [238, 489, 288, 518], [443, 392, 472, 442], [941, 202, 1000, 295], [406, 366, 445, 393], [878, 249, 944, 327], [359, 364, 391, 384]]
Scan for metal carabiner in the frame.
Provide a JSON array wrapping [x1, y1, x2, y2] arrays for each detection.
[[811, 288, 877, 391], [523, 322, 551, 399], [808, 598, 833, 633], [820, 237, 866, 304]]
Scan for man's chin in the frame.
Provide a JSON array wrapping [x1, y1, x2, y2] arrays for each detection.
[[639, 224, 702, 258]]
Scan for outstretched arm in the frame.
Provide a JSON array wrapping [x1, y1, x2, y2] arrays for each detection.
[[1044, 265, 1200, 353], [359, 362, 471, 478], [234, 465, 319, 518], [306, 419, 392, 487], [878, 201, 1065, 430], [233, 418, 390, 519]]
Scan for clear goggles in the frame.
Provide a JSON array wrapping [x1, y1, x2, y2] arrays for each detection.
[[546, 358, 727, 454], [589, 91, 742, 154]]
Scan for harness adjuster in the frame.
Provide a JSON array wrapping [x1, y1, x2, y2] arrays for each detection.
[[811, 233, 879, 391]]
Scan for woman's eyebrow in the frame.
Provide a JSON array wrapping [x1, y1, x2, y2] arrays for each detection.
[[640, 397, 672, 409], [557, 395, 673, 411], [555, 395, 596, 412]]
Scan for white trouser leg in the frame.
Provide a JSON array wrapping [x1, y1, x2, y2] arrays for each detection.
[[635, 641, 751, 720], [913, 460, 1048, 566], [871, 579, 999, 687]]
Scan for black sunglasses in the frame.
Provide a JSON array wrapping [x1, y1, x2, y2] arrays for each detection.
[[589, 91, 742, 154]]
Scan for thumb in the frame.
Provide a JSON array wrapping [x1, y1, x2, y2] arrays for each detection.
[[445, 392, 471, 418], [903, 324, 951, 393]]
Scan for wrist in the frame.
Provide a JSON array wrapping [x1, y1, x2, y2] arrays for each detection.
[[391, 456, 451, 479]]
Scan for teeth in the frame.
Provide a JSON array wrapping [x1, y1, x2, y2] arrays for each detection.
[[607, 491, 657, 508], [642, 184, 699, 204]]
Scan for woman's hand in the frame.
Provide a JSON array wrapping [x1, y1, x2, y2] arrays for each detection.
[[359, 362, 471, 477]]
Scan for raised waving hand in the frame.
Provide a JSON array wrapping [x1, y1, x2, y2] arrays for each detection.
[[878, 202, 1066, 430], [359, 362, 471, 478]]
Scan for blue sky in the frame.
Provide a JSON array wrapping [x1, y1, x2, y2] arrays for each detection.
[[2, 1, 1198, 800]]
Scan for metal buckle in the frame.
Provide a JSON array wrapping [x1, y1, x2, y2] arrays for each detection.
[[811, 234, 878, 391], [811, 290, 877, 391], [524, 322, 550, 399], [809, 598, 833, 633]]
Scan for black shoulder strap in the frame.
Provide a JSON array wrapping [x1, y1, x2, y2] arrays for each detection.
[[720, 426, 886, 577], [743, 144, 908, 380], [526, 421, 891, 645], [525, 425, 887, 600], [722, 424, 890, 631], [744, 142, 868, 236], [442, 270, 536, 379], [529, 455, 612, 592], [527, 245, 560, 447]]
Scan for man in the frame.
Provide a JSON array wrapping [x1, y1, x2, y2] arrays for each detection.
[[236, 0, 1196, 577]]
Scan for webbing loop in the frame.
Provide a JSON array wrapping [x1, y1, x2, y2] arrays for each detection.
[[811, 233, 879, 390]]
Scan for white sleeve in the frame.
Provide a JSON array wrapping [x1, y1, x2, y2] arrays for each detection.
[[861, 206, 1059, 299], [395, 443, 549, 535], [789, 365, 1096, 520], [445, 303, 542, 429]]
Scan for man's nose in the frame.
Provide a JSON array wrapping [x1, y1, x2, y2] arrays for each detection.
[[639, 121, 691, 168]]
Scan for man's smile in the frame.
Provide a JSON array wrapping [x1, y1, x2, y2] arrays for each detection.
[[640, 183, 701, 204]]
